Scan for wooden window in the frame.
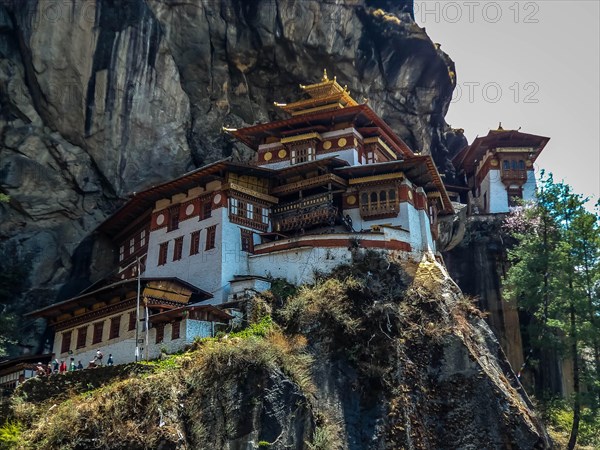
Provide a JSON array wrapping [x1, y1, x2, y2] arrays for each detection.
[[202, 202, 212, 220], [359, 186, 399, 219], [503, 160, 510, 170], [259, 207, 269, 225], [190, 230, 201, 255], [171, 321, 181, 340], [155, 323, 165, 344], [205, 225, 216, 250], [92, 321, 104, 344], [119, 245, 125, 262], [109, 316, 121, 340], [230, 198, 238, 216], [61, 330, 72, 354], [158, 242, 169, 266], [76, 326, 87, 349], [173, 237, 184, 261], [241, 228, 254, 253], [128, 311, 137, 331], [290, 143, 315, 165], [229, 198, 269, 231], [129, 237, 135, 254], [518, 160, 525, 170], [140, 229, 146, 247], [168, 206, 180, 231]]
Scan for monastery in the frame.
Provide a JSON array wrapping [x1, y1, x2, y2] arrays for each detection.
[[16, 72, 548, 378]]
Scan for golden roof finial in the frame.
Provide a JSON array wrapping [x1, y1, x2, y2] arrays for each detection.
[[322, 69, 329, 81], [497, 122, 504, 131]]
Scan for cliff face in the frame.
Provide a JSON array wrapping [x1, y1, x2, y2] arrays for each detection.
[[0, 0, 460, 348], [444, 216, 575, 397]]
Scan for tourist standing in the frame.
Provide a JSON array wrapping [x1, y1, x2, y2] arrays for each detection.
[[59, 360, 67, 374], [107, 354, 114, 366], [95, 350, 103, 366]]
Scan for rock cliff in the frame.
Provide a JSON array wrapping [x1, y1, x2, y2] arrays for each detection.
[[6, 253, 551, 449], [0, 0, 461, 349]]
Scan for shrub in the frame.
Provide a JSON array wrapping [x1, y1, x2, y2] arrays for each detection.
[[0, 420, 22, 449]]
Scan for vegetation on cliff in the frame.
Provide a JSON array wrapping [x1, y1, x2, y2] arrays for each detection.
[[503, 173, 600, 449], [1, 252, 549, 449]]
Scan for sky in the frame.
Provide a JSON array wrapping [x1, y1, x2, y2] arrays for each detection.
[[416, 0, 600, 207]]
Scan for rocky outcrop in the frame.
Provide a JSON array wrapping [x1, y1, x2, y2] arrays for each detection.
[[444, 215, 525, 372], [0, 1, 458, 332], [6, 254, 551, 449]]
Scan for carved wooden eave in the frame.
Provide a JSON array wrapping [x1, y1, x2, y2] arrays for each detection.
[[348, 172, 404, 186], [27, 277, 213, 331], [222, 182, 279, 204], [363, 136, 397, 160], [280, 132, 322, 144], [232, 105, 413, 157], [453, 129, 550, 176], [271, 173, 347, 195]]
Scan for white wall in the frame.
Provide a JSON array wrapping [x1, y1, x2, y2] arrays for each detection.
[[249, 227, 423, 286], [144, 208, 225, 299], [53, 309, 219, 366], [522, 170, 537, 202], [475, 169, 537, 214]]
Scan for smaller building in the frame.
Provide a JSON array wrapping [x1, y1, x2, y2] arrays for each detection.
[[27, 278, 231, 366], [452, 125, 549, 214], [0, 354, 51, 396]]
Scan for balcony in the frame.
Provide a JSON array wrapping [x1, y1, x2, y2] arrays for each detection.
[[272, 194, 338, 232], [359, 202, 399, 220], [501, 169, 527, 183]]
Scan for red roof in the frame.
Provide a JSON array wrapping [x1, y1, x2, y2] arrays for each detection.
[[453, 129, 550, 175], [26, 277, 213, 319], [97, 159, 276, 237], [335, 155, 454, 214], [231, 104, 414, 158]]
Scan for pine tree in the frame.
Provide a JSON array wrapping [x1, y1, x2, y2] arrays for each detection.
[[504, 173, 600, 449]]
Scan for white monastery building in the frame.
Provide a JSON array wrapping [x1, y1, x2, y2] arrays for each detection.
[[33, 73, 539, 366]]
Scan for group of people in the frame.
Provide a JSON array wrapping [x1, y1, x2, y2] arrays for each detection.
[[35, 351, 114, 377]]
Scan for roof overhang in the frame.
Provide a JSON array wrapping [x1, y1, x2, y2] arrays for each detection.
[[26, 277, 213, 320], [335, 156, 454, 214], [149, 304, 232, 324], [231, 105, 413, 158], [453, 130, 550, 175], [97, 159, 277, 237]]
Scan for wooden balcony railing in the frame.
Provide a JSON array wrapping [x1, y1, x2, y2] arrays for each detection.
[[360, 202, 399, 220], [501, 170, 527, 182], [273, 194, 337, 232]]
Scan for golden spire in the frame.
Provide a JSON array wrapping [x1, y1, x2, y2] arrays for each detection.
[[497, 122, 504, 131], [274, 70, 359, 116]]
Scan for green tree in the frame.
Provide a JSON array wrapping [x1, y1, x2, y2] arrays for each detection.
[[503, 173, 600, 450]]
